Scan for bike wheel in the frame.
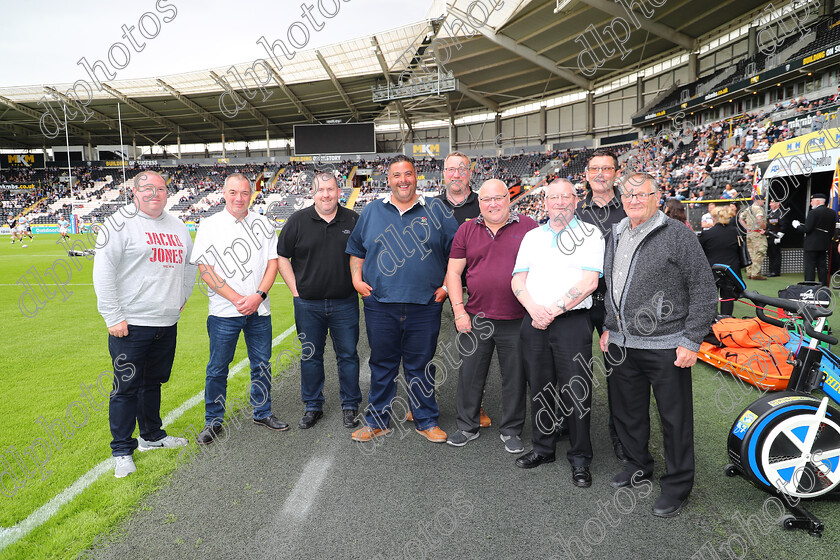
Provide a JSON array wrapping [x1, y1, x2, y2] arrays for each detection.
[[759, 404, 840, 498]]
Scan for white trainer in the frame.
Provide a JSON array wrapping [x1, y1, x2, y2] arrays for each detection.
[[114, 455, 136, 478], [138, 435, 188, 451]]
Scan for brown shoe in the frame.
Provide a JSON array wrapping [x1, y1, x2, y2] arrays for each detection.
[[404, 411, 414, 423], [751, 275, 767, 280], [351, 426, 391, 442], [416, 426, 447, 443], [479, 407, 492, 428]]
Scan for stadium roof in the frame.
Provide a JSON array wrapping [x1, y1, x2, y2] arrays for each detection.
[[0, 0, 775, 149]]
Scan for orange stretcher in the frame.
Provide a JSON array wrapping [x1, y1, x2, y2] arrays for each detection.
[[697, 317, 794, 391]]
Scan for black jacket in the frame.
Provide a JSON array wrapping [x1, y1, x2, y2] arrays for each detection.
[[797, 204, 837, 251], [698, 222, 741, 271]]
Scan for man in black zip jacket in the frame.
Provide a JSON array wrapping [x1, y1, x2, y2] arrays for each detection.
[[600, 172, 717, 518], [577, 149, 627, 462]]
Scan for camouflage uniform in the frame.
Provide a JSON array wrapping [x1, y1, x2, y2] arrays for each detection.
[[742, 202, 767, 278]]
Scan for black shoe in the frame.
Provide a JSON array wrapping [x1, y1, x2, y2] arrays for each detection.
[[572, 466, 592, 488], [610, 469, 652, 489], [197, 424, 223, 445], [652, 494, 688, 518], [515, 450, 556, 469], [614, 441, 629, 463], [343, 409, 359, 428], [253, 414, 289, 431], [298, 410, 323, 429]]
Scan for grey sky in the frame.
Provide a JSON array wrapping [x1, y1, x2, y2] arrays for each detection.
[[0, 0, 434, 87]]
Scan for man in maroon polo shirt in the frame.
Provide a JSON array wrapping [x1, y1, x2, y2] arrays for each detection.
[[443, 179, 538, 453]]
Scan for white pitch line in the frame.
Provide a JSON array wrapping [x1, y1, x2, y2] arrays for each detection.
[[281, 456, 334, 521], [0, 324, 297, 552]]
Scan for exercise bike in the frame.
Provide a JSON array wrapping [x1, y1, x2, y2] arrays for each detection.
[[712, 265, 840, 537]]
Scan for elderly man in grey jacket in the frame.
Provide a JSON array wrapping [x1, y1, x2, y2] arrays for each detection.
[[599, 172, 717, 518]]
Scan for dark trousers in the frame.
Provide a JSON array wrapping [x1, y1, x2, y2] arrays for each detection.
[[609, 345, 695, 500], [804, 250, 828, 286], [767, 238, 781, 275], [362, 296, 443, 431], [108, 325, 177, 456], [455, 316, 526, 435], [293, 295, 361, 411], [590, 298, 620, 447], [521, 310, 593, 467]]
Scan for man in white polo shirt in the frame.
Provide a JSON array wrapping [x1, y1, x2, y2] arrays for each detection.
[[191, 173, 286, 444], [511, 178, 603, 488]]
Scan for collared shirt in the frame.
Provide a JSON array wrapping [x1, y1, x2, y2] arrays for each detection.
[[191, 209, 278, 317], [435, 190, 480, 225], [612, 211, 664, 309], [346, 194, 459, 304], [276, 204, 358, 300], [451, 212, 537, 320], [474, 212, 519, 239], [512, 217, 604, 308], [577, 189, 626, 239]]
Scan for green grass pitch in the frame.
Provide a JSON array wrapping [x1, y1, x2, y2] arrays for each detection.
[[0, 232, 297, 559]]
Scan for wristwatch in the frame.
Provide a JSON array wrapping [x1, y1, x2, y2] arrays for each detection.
[[256, 290, 267, 300]]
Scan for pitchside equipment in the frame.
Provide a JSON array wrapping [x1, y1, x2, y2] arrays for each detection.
[[712, 265, 840, 536]]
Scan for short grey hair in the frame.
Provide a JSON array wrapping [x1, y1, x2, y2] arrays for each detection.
[[547, 178, 574, 190], [224, 172, 253, 193], [620, 172, 659, 194]]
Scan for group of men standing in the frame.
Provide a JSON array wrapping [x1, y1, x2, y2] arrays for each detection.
[[93, 151, 717, 518]]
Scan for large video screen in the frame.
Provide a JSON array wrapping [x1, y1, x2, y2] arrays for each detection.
[[293, 123, 375, 155]]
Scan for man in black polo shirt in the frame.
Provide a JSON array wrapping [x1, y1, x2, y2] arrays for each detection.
[[576, 149, 627, 462], [277, 172, 362, 430], [436, 151, 480, 223]]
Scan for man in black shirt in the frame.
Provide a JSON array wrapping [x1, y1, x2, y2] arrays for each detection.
[[576, 149, 628, 462], [277, 173, 362, 430], [436, 151, 480, 223]]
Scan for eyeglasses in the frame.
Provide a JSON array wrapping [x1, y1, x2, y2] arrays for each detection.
[[444, 167, 469, 174], [587, 166, 615, 173], [479, 195, 507, 203], [546, 194, 576, 201], [624, 191, 657, 201]]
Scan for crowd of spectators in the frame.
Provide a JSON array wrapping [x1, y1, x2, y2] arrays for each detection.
[[3, 89, 838, 227]]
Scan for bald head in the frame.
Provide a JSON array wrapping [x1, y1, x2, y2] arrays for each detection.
[[478, 179, 507, 197], [478, 179, 511, 227]]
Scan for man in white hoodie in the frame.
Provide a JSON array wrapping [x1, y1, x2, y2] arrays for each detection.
[[93, 171, 197, 478]]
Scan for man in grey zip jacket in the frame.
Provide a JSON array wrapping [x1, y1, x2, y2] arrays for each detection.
[[599, 172, 717, 518], [93, 170, 197, 478]]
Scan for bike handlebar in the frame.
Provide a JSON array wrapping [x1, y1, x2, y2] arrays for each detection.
[[742, 290, 838, 346]]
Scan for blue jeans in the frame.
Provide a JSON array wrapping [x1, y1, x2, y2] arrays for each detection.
[[205, 314, 273, 426], [108, 325, 177, 456], [362, 295, 443, 431], [293, 295, 361, 411]]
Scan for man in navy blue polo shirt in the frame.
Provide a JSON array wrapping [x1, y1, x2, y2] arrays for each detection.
[[444, 179, 537, 452], [346, 155, 459, 444], [277, 172, 361, 431]]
